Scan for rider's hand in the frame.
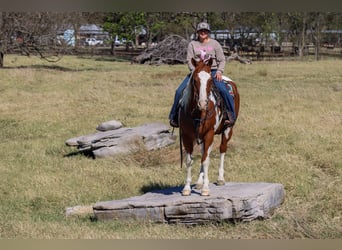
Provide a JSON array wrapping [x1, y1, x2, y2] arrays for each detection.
[[215, 71, 223, 81]]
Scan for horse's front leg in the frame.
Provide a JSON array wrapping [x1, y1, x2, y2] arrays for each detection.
[[200, 149, 212, 196], [200, 132, 214, 196], [182, 153, 193, 196], [195, 144, 204, 190], [195, 165, 204, 190]]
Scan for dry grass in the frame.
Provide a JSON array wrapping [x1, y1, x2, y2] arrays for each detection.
[[0, 54, 341, 239]]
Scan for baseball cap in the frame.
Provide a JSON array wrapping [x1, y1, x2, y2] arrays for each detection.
[[196, 22, 211, 32]]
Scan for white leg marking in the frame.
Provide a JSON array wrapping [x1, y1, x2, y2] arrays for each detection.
[[224, 127, 231, 137], [201, 144, 213, 196], [195, 144, 205, 189], [182, 153, 193, 196], [195, 171, 204, 189], [217, 153, 226, 185]]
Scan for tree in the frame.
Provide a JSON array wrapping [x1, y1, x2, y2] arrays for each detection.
[[162, 13, 195, 41], [0, 12, 70, 67], [103, 12, 172, 51], [1, 11, 339, 66], [307, 12, 324, 60], [0, 12, 108, 67], [103, 12, 144, 54], [280, 12, 341, 60]]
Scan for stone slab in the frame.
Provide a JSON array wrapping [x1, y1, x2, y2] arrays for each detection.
[[65, 121, 176, 158], [93, 182, 285, 224]]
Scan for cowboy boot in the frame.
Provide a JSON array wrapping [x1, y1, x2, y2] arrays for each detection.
[[170, 119, 179, 128], [169, 112, 179, 128], [224, 111, 235, 127]]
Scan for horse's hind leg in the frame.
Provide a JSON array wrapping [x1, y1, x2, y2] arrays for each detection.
[[182, 153, 193, 196], [217, 130, 231, 186], [217, 152, 226, 186]]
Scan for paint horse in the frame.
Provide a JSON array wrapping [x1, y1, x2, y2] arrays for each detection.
[[179, 57, 240, 196]]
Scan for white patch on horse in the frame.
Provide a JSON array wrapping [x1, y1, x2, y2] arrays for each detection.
[[209, 92, 221, 131], [224, 127, 231, 138], [214, 109, 221, 130], [198, 71, 211, 110]]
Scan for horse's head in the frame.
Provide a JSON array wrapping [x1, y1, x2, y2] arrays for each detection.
[[191, 57, 213, 111]]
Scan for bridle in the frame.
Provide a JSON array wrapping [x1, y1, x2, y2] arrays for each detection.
[[189, 70, 216, 126]]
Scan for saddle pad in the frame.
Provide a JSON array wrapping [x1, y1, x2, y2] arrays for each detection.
[[222, 75, 233, 82]]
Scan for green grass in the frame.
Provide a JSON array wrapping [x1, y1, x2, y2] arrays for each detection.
[[0, 54, 341, 239]]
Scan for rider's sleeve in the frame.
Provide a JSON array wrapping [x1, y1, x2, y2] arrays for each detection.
[[215, 41, 226, 73], [187, 42, 195, 72]]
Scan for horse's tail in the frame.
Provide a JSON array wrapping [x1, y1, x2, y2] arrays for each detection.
[[178, 110, 183, 168], [229, 81, 240, 119], [179, 128, 183, 169]]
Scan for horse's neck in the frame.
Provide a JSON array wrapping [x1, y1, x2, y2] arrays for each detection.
[[187, 86, 198, 113], [181, 75, 194, 109]]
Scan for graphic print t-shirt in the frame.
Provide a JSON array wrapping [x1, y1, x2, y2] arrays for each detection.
[[187, 39, 226, 72]]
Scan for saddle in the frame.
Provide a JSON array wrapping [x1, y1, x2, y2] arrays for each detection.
[[222, 75, 235, 98], [212, 75, 235, 110], [178, 74, 235, 113]]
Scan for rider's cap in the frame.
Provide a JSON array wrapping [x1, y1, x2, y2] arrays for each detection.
[[196, 22, 211, 32]]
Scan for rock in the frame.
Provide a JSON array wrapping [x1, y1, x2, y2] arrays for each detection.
[[143, 132, 177, 151], [93, 182, 285, 224], [96, 120, 123, 131], [65, 121, 176, 158], [65, 136, 82, 146]]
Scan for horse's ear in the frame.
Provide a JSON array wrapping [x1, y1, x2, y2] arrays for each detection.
[[191, 58, 197, 67], [203, 56, 213, 67], [207, 57, 213, 67]]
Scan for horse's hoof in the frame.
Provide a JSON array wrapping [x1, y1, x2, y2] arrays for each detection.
[[216, 180, 225, 186], [195, 183, 203, 190], [182, 189, 191, 196], [201, 190, 210, 196]]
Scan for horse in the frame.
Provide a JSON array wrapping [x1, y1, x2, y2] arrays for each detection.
[[178, 57, 240, 196]]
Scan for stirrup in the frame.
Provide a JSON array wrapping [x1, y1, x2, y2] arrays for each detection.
[[224, 119, 234, 127], [224, 111, 235, 127], [170, 119, 179, 128]]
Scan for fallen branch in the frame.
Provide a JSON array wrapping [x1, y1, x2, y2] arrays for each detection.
[[132, 35, 188, 65], [227, 52, 252, 64]]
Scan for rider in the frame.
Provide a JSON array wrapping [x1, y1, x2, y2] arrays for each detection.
[[169, 21, 236, 128]]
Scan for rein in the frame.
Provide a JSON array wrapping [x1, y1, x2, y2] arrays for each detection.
[[190, 76, 216, 125], [189, 73, 218, 145], [178, 65, 219, 168]]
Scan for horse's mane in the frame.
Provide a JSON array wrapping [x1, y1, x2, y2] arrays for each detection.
[[179, 72, 193, 110]]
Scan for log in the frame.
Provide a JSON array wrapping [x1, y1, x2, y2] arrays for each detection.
[[227, 52, 252, 64], [65, 120, 176, 158], [65, 205, 94, 218], [93, 182, 285, 224]]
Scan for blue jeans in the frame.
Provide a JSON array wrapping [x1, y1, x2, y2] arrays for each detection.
[[169, 74, 191, 121], [169, 71, 235, 122]]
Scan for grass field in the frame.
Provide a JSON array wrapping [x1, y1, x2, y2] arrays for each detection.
[[0, 54, 341, 239]]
